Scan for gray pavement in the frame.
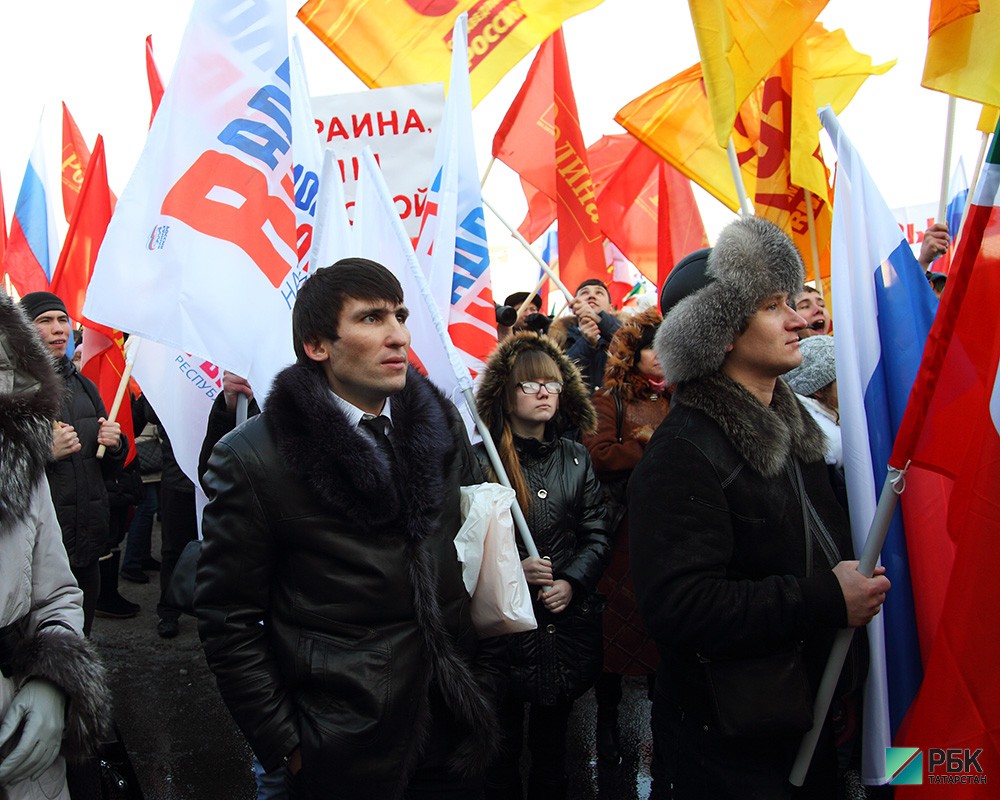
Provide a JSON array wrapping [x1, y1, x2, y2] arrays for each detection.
[[91, 523, 656, 799]]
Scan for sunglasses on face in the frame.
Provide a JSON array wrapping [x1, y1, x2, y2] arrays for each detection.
[[517, 381, 564, 395]]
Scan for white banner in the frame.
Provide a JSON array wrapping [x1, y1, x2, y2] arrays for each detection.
[[312, 84, 444, 238]]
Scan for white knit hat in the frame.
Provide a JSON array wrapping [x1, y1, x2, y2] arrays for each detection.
[[784, 335, 836, 396]]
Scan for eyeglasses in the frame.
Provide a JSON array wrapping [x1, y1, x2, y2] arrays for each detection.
[[517, 381, 563, 395]]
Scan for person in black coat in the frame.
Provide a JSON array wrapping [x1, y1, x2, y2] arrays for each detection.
[[20, 292, 126, 636], [475, 332, 612, 800], [630, 218, 889, 799], [195, 259, 502, 800]]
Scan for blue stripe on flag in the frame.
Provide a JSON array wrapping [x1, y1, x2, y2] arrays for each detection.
[[14, 162, 53, 279], [864, 240, 939, 733]]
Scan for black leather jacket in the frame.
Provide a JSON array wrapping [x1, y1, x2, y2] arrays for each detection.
[[195, 364, 501, 797], [476, 434, 612, 704]]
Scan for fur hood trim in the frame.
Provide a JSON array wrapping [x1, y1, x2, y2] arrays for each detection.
[[11, 629, 112, 760], [475, 332, 596, 438], [656, 216, 805, 384], [673, 372, 827, 477], [0, 292, 63, 530], [602, 307, 663, 401]]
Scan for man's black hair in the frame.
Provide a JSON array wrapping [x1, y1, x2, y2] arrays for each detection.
[[574, 278, 610, 298], [292, 258, 404, 366]]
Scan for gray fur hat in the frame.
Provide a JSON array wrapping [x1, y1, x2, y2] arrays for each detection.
[[655, 216, 805, 384], [785, 335, 836, 396]]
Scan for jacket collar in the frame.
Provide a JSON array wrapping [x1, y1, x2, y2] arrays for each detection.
[[673, 372, 827, 478], [263, 363, 451, 535]]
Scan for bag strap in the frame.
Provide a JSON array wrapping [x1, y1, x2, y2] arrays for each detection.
[[791, 461, 812, 578]]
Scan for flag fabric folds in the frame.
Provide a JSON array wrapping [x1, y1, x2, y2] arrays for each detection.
[[355, 147, 471, 414], [687, 0, 828, 146], [890, 122, 1000, 792], [493, 29, 606, 293], [85, 0, 300, 403], [146, 35, 165, 125], [821, 107, 944, 785], [297, 0, 602, 106], [61, 103, 91, 223], [4, 122, 59, 297], [415, 14, 497, 379], [922, 0, 1000, 107]]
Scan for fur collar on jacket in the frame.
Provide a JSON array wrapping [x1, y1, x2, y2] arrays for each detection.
[[475, 331, 596, 440], [673, 372, 827, 478], [0, 293, 63, 530], [264, 362, 452, 533], [602, 307, 663, 402]]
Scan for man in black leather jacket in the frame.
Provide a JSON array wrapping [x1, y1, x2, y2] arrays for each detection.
[[195, 259, 501, 800]]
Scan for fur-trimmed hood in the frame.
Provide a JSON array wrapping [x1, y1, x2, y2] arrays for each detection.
[[0, 292, 63, 530], [673, 372, 827, 478], [602, 307, 663, 401], [475, 332, 596, 439], [656, 216, 805, 384]]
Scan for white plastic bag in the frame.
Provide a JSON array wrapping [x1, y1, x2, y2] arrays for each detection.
[[454, 484, 537, 637]]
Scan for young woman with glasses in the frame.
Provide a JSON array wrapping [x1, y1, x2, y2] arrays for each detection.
[[474, 332, 612, 800]]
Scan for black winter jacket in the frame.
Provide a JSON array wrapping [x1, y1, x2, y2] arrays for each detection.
[[45, 358, 125, 567], [476, 434, 612, 705], [195, 364, 501, 799], [630, 374, 854, 718]]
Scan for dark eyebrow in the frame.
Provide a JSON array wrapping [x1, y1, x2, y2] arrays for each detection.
[[353, 304, 408, 320]]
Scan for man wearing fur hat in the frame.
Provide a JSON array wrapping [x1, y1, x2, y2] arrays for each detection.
[[0, 291, 111, 799], [195, 259, 501, 799], [629, 218, 889, 798]]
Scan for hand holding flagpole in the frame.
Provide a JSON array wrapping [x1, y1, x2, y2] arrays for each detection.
[[96, 336, 141, 459]]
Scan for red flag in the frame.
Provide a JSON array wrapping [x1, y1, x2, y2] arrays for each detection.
[[892, 125, 1000, 787], [493, 30, 605, 291], [80, 324, 137, 465], [60, 103, 91, 223], [598, 140, 708, 286], [51, 136, 112, 321], [516, 134, 633, 244], [146, 35, 165, 126]]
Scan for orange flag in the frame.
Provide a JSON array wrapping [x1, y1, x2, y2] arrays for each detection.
[[146, 35, 165, 125], [923, 0, 1000, 107], [61, 103, 91, 223], [493, 29, 605, 292], [688, 0, 828, 147], [297, 0, 601, 106]]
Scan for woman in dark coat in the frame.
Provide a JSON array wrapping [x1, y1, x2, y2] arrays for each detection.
[[583, 307, 668, 765], [475, 332, 612, 800]]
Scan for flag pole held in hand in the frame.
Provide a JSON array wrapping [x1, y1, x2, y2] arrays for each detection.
[[96, 336, 141, 459]]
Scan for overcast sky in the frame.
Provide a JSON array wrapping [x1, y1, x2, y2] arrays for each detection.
[[0, 0, 988, 299]]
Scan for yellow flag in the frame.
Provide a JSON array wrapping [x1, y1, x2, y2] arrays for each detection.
[[922, 2, 1000, 107], [688, 0, 828, 147], [297, 0, 602, 106], [978, 104, 1000, 133]]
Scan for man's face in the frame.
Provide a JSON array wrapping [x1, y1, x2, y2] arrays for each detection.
[[32, 310, 71, 359], [725, 293, 807, 381], [305, 297, 411, 415], [794, 290, 829, 338], [575, 284, 612, 314]]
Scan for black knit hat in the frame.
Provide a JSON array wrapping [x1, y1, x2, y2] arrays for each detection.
[[659, 248, 712, 315], [19, 291, 68, 321]]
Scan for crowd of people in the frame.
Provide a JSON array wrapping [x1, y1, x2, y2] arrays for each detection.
[[1, 214, 955, 798]]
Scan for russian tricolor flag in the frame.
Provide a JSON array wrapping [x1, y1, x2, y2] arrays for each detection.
[[4, 122, 58, 297], [820, 107, 944, 785]]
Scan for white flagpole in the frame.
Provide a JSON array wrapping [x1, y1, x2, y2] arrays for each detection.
[[96, 336, 142, 459], [482, 196, 575, 304], [727, 137, 753, 216], [937, 97, 958, 222], [790, 465, 907, 786]]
